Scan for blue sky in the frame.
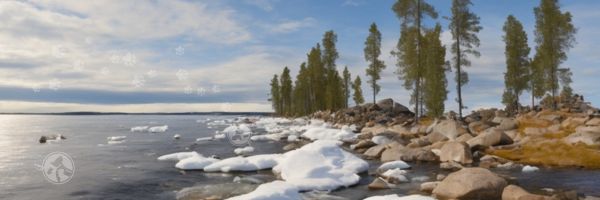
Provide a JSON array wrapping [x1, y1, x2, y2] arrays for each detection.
[[0, 0, 598, 113]]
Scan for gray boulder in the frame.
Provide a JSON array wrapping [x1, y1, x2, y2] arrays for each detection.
[[439, 142, 473, 164], [433, 167, 507, 200]]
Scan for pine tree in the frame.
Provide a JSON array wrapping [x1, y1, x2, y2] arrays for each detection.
[[533, 0, 577, 110], [307, 44, 326, 112], [269, 74, 281, 115], [502, 15, 530, 114], [342, 66, 351, 108], [530, 55, 546, 108], [392, 0, 438, 121], [280, 67, 293, 116], [422, 24, 448, 118], [364, 23, 386, 104], [352, 76, 365, 105], [558, 68, 573, 102], [448, 0, 482, 118], [293, 63, 310, 116], [322, 31, 344, 111]]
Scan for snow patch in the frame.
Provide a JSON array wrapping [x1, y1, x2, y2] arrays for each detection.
[[157, 152, 199, 161], [226, 180, 301, 200], [522, 165, 539, 172], [377, 161, 411, 172], [175, 155, 219, 170], [234, 146, 255, 155], [204, 154, 281, 172]]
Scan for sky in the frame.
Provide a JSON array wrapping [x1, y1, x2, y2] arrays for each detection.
[[0, 0, 599, 113]]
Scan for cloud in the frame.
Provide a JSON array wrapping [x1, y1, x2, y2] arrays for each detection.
[[243, 0, 278, 11], [0, 101, 271, 113], [342, 0, 364, 7], [268, 18, 317, 34]]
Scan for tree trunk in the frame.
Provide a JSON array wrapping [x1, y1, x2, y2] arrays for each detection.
[[456, 27, 463, 119]]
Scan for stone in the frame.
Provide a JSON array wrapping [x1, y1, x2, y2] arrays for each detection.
[[393, 102, 411, 114], [585, 118, 600, 126], [467, 128, 513, 149], [440, 161, 463, 171], [469, 121, 491, 135], [408, 138, 432, 148], [561, 117, 588, 130], [351, 140, 376, 150], [364, 144, 387, 159], [455, 134, 474, 143], [381, 143, 438, 162], [356, 132, 373, 140], [563, 126, 600, 145], [377, 98, 394, 111], [432, 168, 508, 200], [540, 114, 562, 122], [436, 174, 446, 181], [427, 131, 449, 143], [421, 181, 440, 193], [502, 184, 556, 200], [432, 119, 468, 140], [497, 118, 518, 131], [39, 136, 47, 143], [380, 142, 406, 162], [361, 125, 387, 135], [439, 142, 473, 164], [523, 127, 548, 136], [368, 178, 391, 190]]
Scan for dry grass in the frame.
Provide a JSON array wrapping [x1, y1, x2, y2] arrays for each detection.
[[492, 140, 600, 169], [418, 116, 434, 126]]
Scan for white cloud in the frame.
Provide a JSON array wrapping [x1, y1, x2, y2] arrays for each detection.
[[268, 18, 317, 34], [0, 101, 271, 113], [243, 0, 278, 11]]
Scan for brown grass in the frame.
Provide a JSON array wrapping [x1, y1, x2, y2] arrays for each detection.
[[492, 140, 600, 169]]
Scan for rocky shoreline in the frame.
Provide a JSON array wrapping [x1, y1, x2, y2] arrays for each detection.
[[307, 98, 600, 199]]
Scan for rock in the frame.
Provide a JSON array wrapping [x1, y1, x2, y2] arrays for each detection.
[[432, 168, 508, 200], [351, 140, 376, 150], [502, 185, 555, 200], [455, 134, 474, 143], [585, 118, 600, 126], [39, 136, 47, 143], [380, 142, 406, 162], [368, 178, 391, 190], [564, 126, 600, 145], [497, 118, 518, 131], [361, 125, 387, 135], [408, 138, 432, 148], [504, 130, 519, 141], [381, 144, 438, 162], [439, 142, 473, 164], [432, 119, 468, 140], [524, 127, 548, 136], [377, 98, 394, 111], [436, 174, 446, 181], [440, 161, 464, 171], [561, 117, 588, 130], [540, 114, 562, 122], [421, 181, 440, 193], [364, 144, 387, 159], [176, 183, 257, 200], [357, 132, 373, 140], [393, 102, 410, 114], [427, 131, 449, 143], [467, 128, 513, 149], [552, 190, 579, 200], [469, 121, 491, 135]]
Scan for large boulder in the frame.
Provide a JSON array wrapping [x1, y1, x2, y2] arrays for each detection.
[[497, 118, 518, 131], [361, 125, 387, 135], [585, 117, 600, 126], [381, 142, 438, 162], [432, 120, 468, 140], [364, 144, 387, 159], [468, 121, 491, 135], [439, 142, 473, 164], [563, 126, 600, 146], [368, 178, 391, 190], [502, 185, 555, 200], [467, 128, 514, 149], [523, 127, 548, 136], [376, 98, 394, 111], [432, 168, 507, 200], [561, 117, 588, 130], [393, 103, 411, 114], [427, 131, 450, 143]]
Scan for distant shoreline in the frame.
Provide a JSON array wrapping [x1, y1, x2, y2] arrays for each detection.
[[0, 112, 273, 116]]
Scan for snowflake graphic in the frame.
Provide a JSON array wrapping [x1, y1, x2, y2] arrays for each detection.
[[211, 85, 221, 93], [175, 45, 185, 56], [146, 70, 157, 78], [72, 60, 85, 71], [175, 69, 189, 81], [52, 45, 67, 58], [48, 79, 62, 91], [132, 75, 145, 88], [122, 52, 137, 66], [197, 87, 207, 96]]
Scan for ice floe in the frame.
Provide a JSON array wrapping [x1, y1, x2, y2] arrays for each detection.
[[130, 125, 168, 133], [157, 151, 200, 161], [234, 146, 255, 155], [203, 154, 282, 172], [522, 165, 539, 172], [107, 136, 126, 142], [301, 125, 356, 142], [176, 154, 220, 170], [226, 180, 301, 200]]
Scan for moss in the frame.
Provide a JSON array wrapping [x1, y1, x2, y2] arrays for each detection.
[[492, 140, 600, 169]]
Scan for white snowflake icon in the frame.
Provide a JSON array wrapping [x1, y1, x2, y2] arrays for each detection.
[[211, 85, 220, 93], [175, 69, 189, 81], [146, 70, 157, 78], [184, 86, 193, 94], [197, 87, 207, 96], [175, 45, 185, 56], [122, 52, 137, 66], [132, 75, 145, 88], [48, 79, 62, 91]]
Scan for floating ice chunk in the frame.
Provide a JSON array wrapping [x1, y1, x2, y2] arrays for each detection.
[[107, 136, 126, 141], [234, 146, 255, 155], [130, 126, 149, 132], [214, 133, 226, 139], [148, 125, 168, 133], [273, 140, 369, 191], [226, 181, 301, 200], [377, 161, 411, 173], [250, 133, 282, 141], [158, 152, 199, 161], [372, 135, 392, 145], [381, 169, 409, 183], [364, 194, 436, 200], [175, 154, 220, 170], [301, 125, 356, 141], [173, 134, 181, 139], [411, 176, 430, 182], [522, 165, 539, 173], [204, 154, 281, 172], [196, 136, 214, 142]]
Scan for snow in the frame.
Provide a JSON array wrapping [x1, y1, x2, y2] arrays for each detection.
[[223, 124, 252, 135], [301, 125, 356, 141], [175, 154, 219, 170], [203, 154, 281, 172], [214, 133, 226, 139], [157, 152, 199, 161], [250, 133, 282, 141], [196, 136, 213, 142], [148, 125, 168, 133], [273, 140, 369, 191], [173, 134, 181, 139], [287, 135, 299, 142], [226, 181, 301, 200], [372, 135, 392, 145], [381, 169, 409, 183], [234, 146, 255, 155], [130, 126, 149, 132], [522, 165, 539, 172], [107, 136, 126, 141], [377, 161, 411, 172], [363, 194, 436, 200]]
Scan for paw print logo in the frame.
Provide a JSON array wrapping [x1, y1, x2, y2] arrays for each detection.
[[41, 152, 75, 184]]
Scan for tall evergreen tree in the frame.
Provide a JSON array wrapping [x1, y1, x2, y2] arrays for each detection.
[[502, 15, 530, 114], [533, 0, 576, 110], [448, 0, 482, 118], [307, 44, 326, 112], [530, 55, 546, 107], [293, 63, 310, 116], [322, 31, 344, 111], [392, 0, 438, 121], [352, 76, 365, 105], [342, 66, 352, 108], [364, 23, 386, 104], [269, 74, 281, 115], [280, 67, 293, 116], [422, 24, 448, 118], [558, 67, 573, 101]]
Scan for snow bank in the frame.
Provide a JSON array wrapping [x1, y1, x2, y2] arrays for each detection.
[[148, 125, 168, 133], [273, 140, 369, 191], [364, 194, 435, 200], [302, 125, 356, 141], [234, 146, 255, 155], [522, 165, 539, 172], [226, 180, 301, 200], [107, 136, 126, 141], [377, 161, 411, 172], [157, 152, 199, 161], [175, 155, 219, 170], [204, 154, 281, 172]]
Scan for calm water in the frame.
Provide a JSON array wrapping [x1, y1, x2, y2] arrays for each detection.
[[0, 115, 598, 200]]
